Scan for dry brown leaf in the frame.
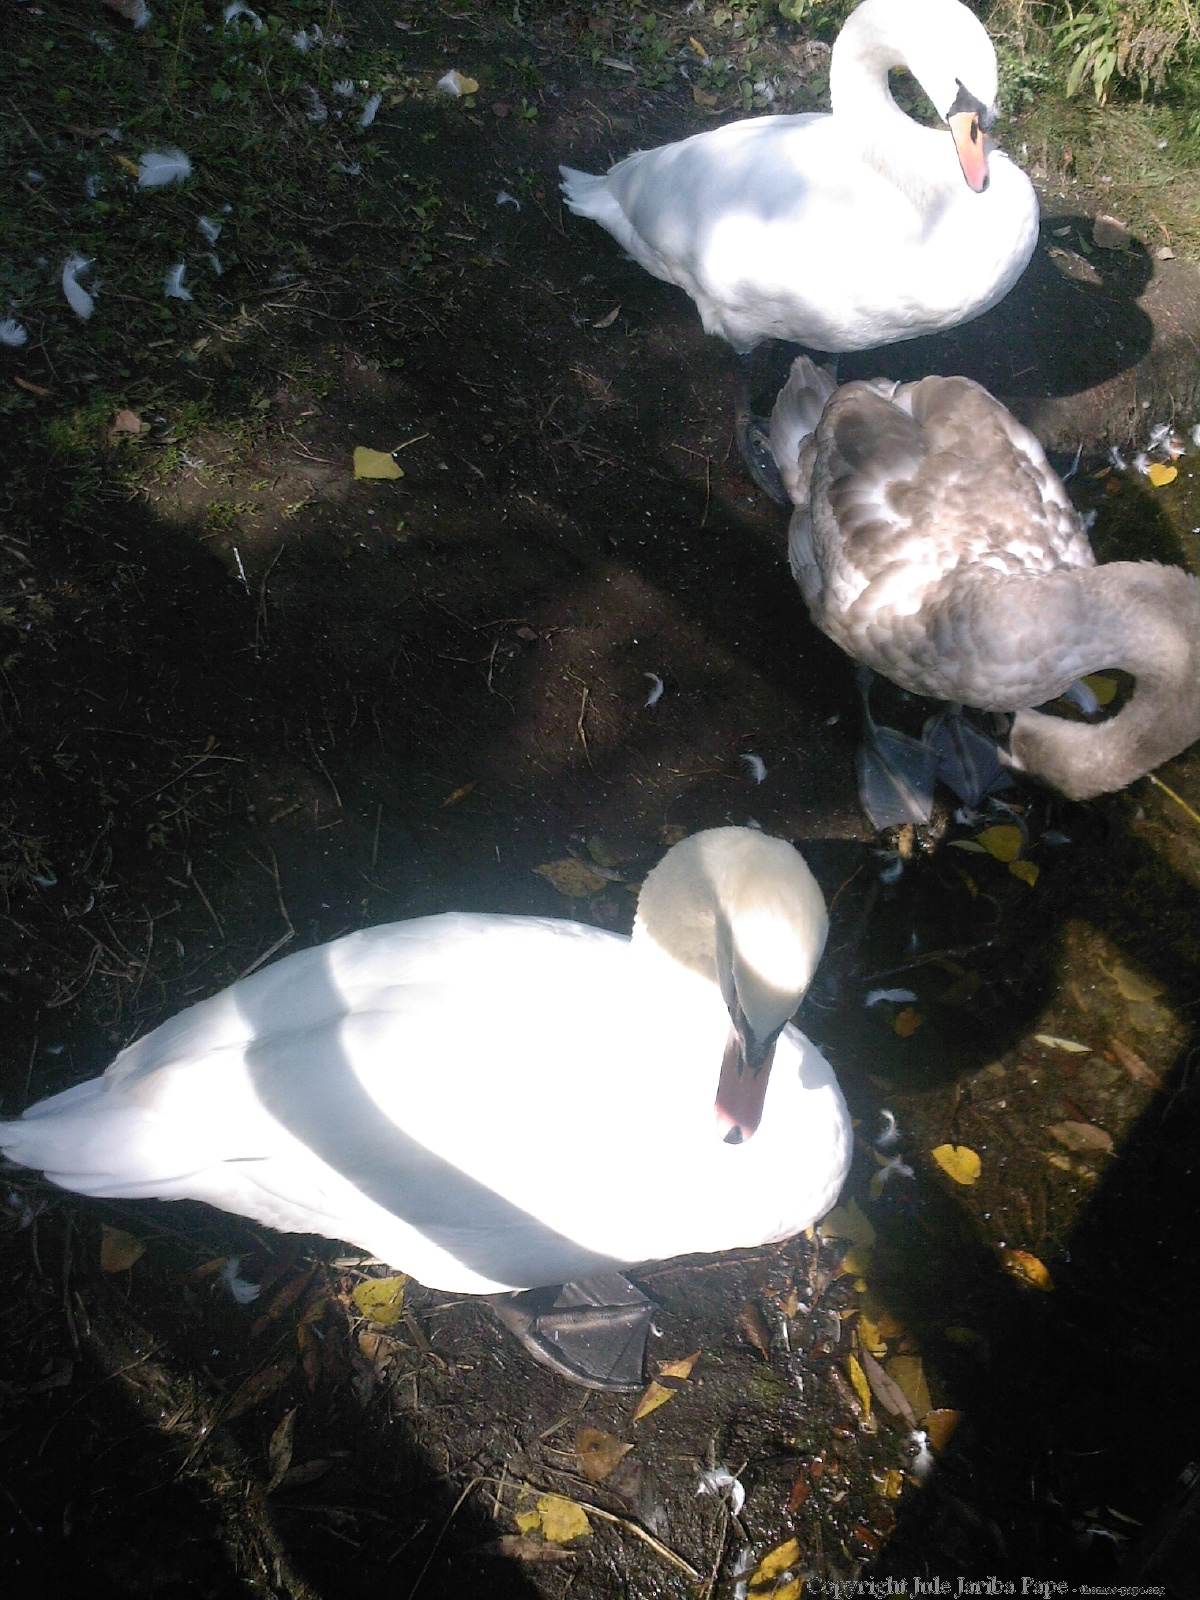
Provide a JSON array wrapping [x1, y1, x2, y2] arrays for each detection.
[[692, 85, 718, 107], [351, 1275, 408, 1326], [483, 1536, 577, 1564], [738, 1302, 772, 1360], [593, 305, 621, 329], [1109, 1038, 1162, 1087], [858, 1349, 916, 1428], [630, 1350, 700, 1422], [534, 859, 609, 897], [1048, 1121, 1114, 1155], [266, 1408, 296, 1493], [100, 1224, 145, 1273], [225, 1355, 299, 1420], [109, 408, 145, 438], [441, 781, 476, 808], [1001, 1247, 1054, 1292], [251, 1267, 316, 1337], [574, 1427, 632, 1483], [893, 1006, 923, 1038], [931, 1144, 981, 1185], [786, 1466, 811, 1512]]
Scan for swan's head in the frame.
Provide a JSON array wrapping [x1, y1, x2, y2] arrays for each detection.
[[632, 827, 829, 1144], [838, 0, 1000, 193], [900, 0, 1000, 193]]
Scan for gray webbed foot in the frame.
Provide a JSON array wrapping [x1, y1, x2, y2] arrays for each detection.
[[491, 1273, 654, 1391]]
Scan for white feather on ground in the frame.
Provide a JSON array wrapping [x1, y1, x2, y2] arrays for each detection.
[[0, 318, 29, 348], [61, 256, 95, 320], [164, 263, 193, 301], [137, 148, 192, 189]]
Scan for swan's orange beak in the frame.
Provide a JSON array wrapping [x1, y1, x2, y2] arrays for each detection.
[[714, 1027, 776, 1144], [949, 110, 989, 193]]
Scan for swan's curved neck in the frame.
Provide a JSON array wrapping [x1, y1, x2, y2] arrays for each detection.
[[1008, 563, 1200, 800], [829, 0, 958, 202]]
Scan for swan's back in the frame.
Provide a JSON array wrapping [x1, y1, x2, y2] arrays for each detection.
[[794, 377, 1095, 703]]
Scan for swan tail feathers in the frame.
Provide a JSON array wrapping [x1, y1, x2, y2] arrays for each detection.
[[769, 355, 837, 507], [0, 1082, 204, 1200], [559, 165, 614, 219]]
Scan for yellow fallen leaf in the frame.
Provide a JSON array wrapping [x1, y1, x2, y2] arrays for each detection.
[[351, 1274, 408, 1326], [1147, 462, 1178, 488], [692, 85, 718, 107], [750, 1538, 801, 1588], [441, 781, 476, 808], [923, 1408, 962, 1452], [1035, 1033, 1091, 1053], [1009, 859, 1039, 887], [847, 1353, 872, 1418], [1082, 673, 1118, 707], [1048, 1121, 1114, 1155], [886, 1354, 931, 1422], [352, 446, 404, 480], [534, 1494, 591, 1544], [857, 1313, 887, 1358], [1001, 1247, 1054, 1291], [837, 1242, 872, 1278], [115, 152, 140, 177], [931, 1144, 981, 1185], [874, 1467, 905, 1499], [457, 75, 480, 95], [574, 1427, 632, 1483], [976, 824, 1023, 863], [100, 1224, 145, 1273], [893, 1006, 922, 1038], [534, 859, 609, 897], [818, 1198, 876, 1248], [1105, 962, 1165, 1003], [630, 1350, 700, 1422]]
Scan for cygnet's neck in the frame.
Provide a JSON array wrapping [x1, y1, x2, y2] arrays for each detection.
[[1008, 562, 1200, 800], [829, 0, 962, 207]]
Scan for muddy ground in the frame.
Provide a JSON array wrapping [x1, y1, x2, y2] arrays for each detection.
[[3, 2, 1200, 1595]]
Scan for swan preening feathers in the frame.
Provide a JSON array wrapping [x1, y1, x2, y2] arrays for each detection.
[[768, 357, 1200, 806], [0, 828, 850, 1388], [560, 0, 1038, 357]]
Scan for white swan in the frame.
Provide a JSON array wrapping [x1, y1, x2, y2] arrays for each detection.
[[560, 0, 1038, 360], [768, 357, 1200, 809], [0, 827, 850, 1387]]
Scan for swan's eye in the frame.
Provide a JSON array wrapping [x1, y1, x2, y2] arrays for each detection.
[[970, 117, 979, 145]]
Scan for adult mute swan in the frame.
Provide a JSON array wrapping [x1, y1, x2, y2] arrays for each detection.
[[767, 357, 1200, 820], [560, 0, 1038, 486], [0, 828, 850, 1389]]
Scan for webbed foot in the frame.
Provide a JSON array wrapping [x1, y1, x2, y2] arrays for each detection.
[[491, 1273, 653, 1391]]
